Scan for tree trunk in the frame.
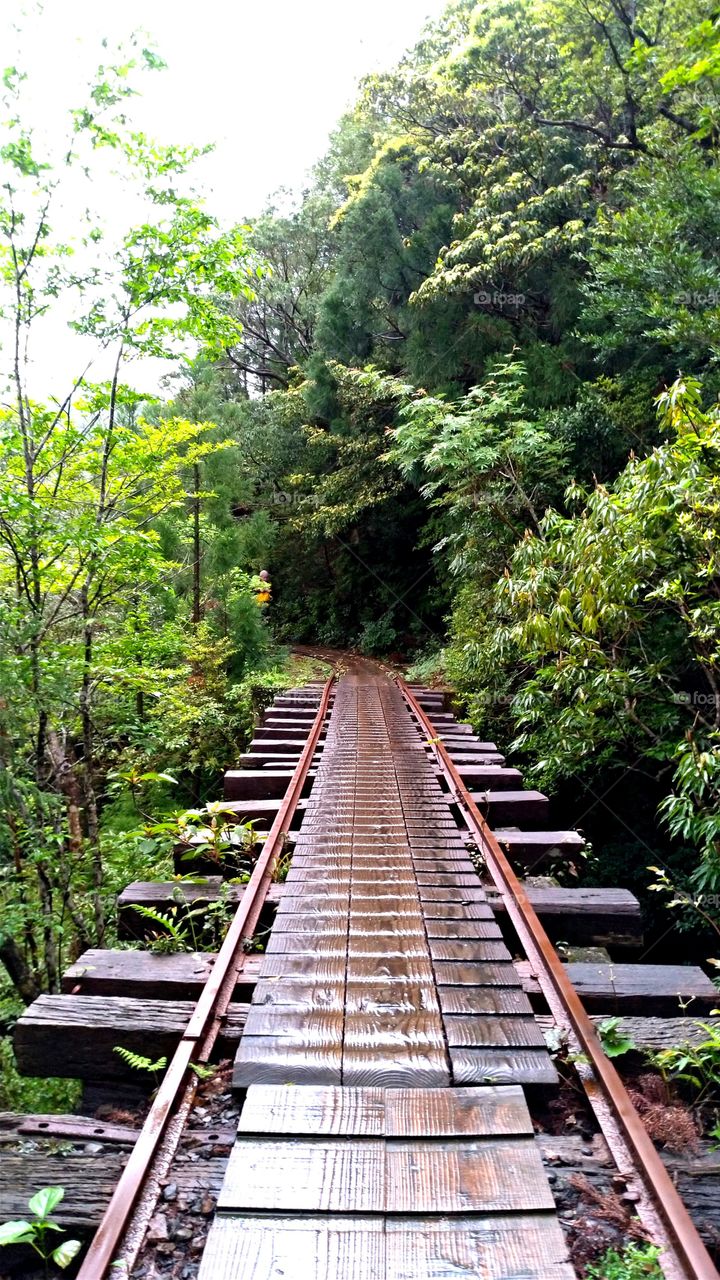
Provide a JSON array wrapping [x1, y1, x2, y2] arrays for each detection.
[[35, 860, 59, 992], [80, 592, 104, 945], [192, 461, 202, 625], [0, 937, 40, 1005]]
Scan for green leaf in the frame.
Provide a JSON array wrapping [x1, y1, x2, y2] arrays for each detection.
[[53, 1239, 82, 1269], [28, 1186, 64, 1219], [0, 1220, 34, 1246]]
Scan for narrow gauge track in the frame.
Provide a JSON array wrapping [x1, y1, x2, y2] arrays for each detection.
[[6, 661, 719, 1280]]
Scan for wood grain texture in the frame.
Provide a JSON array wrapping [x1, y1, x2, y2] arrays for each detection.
[[14, 994, 248, 1078], [443, 1015, 547, 1048], [516, 959, 720, 1013], [438, 986, 535, 1016], [428, 940, 512, 962], [251, 981, 346, 1012], [219, 1136, 554, 1214], [344, 983, 441, 1017], [234, 1038, 343, 1086], [383, 1213, 574, 1279], [450, 1048, 559, 1085], [238, 1086, 387, 1136], [198, 1216, 386, 1280], [424, 919, 503, 939], [236, 1084, 533, 1138]]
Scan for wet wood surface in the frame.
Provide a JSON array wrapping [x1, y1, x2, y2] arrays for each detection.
[[14, 994, 248, 1078], [199, 1213, 575, 1280], [206, 1083, 571, 1280], [516, 959, 719, 1013], [235, 675, 555, 1090]]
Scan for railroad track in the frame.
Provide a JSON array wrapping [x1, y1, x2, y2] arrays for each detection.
[[4, 662, 719, 1280]]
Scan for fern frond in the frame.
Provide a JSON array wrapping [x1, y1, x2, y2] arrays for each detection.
[[132, 905, 186, 943], [189, 1062, 215, 1080], [113, 1046, 168, 1074]]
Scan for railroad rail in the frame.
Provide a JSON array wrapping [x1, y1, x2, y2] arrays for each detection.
[[5, 662, 720, 1280], [74, 675, 335, 1280], [398, 678, 719, 1280]]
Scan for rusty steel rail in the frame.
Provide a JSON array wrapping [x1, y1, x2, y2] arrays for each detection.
[[76, 675, 335, 1280], [397, 678, 719, 1280]]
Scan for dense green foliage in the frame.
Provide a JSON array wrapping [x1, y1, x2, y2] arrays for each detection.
[[0, 44, 303, 1036], [216, 0, 720, 936]]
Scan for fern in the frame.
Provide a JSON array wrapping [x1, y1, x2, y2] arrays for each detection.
[[132, 904, 191, 952], [189, 1062, 215, 1080], [113, 1046, 168, 1075]]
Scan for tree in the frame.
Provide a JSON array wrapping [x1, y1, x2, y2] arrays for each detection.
[[0, 39, 258, 992]]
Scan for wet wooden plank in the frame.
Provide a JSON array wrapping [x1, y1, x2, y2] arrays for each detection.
[[384, 1214, 574, 1279], [443, 1015, 546, 1048], [346, 936, 430, 959], [345, 983, 441, 1017], [277, 895, 349, 915], [0, 1154, 125, 1230], [348, 919, 426, 939], [425, 919, 503, 939], [456, 766, 524, 789], [242, 1008, 344, 1045], [224, 769, 316, 801], [470, 790, 550, 827], [234, 1038, 343, 1087], [218, 1139, 386, 1212], [438, 986, 535, 1017], [14, 994, 248, 1079], [342, 1047, 449, 1088], [450, 1048, 559, 1085], [345, 957, 437, 986], [61, 948, 258, 1001], [268, 913, 346, 935], [251, 980, 345, 1012], [253, 725, 319, 739], [421, 898, 494, 919], [238, 1086, 387, 1136], [516, 960, 720, 1014], [341, 1015, 449, 1087], [385, 1085, 533, 1137], [265, 935, 348, 958], [385, 1138, 556, 1212], [236, 1084, 533, 1138], [487, 883, 643, 947], [428, 940, 511, 962], [257, 955, 347, 982], [219, 1136, 554, 1214], [410, 859, 477, 875], [198, 1216, 386, 1280], [433, 961, 524, 987], [416, 872, 480, 887]]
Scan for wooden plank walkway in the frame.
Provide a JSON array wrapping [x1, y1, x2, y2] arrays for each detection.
[[218, 671, 570, 1278], [234, 675, 555, 1089], [199, 1085, 574, 1280]]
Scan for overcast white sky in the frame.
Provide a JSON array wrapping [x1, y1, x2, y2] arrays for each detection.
[[7, 0, 449, 220], [1, 0, 449, 397]]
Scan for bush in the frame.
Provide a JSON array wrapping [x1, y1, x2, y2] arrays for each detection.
[[585, 1243, 663, 1279]]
